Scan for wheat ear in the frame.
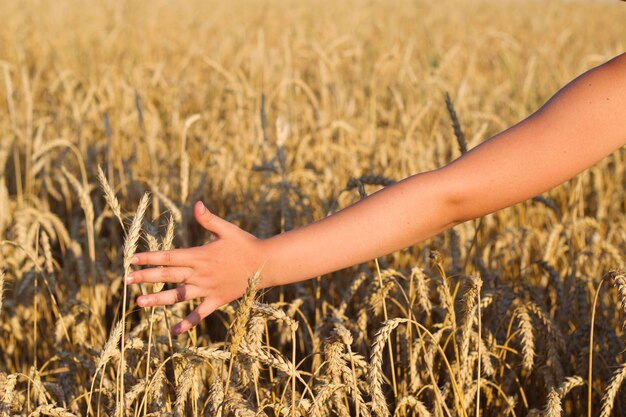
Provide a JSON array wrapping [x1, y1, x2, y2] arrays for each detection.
[[62, 166, 96, 267], [599, 362, 626, 417], [88, 320, 124, 414], [557, 375, 583, 399], [28, 404, 77, 417], [609, 270, 626, 324], [394, 396, 432, 417], [369, 318, 408, 417], [119, 192, 150, 415], [543, 388, 562, 417], [224, 272, 261, 402], [96, 164, 124, 230], [514, 304, 535, 372]]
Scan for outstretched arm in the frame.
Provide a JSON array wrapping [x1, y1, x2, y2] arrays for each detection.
[[130, 53, 626, 335]]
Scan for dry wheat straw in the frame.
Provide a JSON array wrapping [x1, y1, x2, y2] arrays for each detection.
[[0, 270, 4, 314], [180, 115, 201, 203], [589, 278, 606, 417]]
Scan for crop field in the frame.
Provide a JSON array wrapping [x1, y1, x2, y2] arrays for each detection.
[[0, 0, 625, 416]]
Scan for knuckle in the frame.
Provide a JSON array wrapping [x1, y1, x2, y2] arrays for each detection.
[[164, 252, 173, 264], [174, 287, 185, 303]]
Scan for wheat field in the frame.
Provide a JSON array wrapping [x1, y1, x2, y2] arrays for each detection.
[[1, 0, 625, 416]]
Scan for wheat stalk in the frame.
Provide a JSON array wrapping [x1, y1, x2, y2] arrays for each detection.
[[0, 270, 5, 315], [180, 114, 201, 204], [119, 192, 150, 415]]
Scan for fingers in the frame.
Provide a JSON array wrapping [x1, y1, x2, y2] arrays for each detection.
[[194, 201, 234, 237], [126, 267, 193, 284], [171, 298, 217, 336], [132, 248, 197, 267], [136, 285, 202, 307]]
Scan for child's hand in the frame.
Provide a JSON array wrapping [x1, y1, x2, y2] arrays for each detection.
[[128, 201, 268, 336]]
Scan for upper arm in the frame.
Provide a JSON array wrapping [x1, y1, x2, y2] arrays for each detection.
[[443, 53, 626, 223]]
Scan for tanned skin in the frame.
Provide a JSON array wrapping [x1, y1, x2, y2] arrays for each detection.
[[128, 53, 626, 336]]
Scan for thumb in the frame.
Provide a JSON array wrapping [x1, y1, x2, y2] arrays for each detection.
[[194, 201, 231, 236]]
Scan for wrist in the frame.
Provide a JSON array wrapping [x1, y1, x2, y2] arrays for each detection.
[[255, 236, 280, 289]]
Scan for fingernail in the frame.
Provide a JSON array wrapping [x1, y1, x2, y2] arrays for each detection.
[[171, 325, 181, 335], [131, 256, 139, 264], [137, 297, 148, 307], [125, 275, 134, 284], [198, 201, 206, 214]]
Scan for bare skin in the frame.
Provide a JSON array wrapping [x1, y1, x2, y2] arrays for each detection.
[[129, 53, 626, 336]]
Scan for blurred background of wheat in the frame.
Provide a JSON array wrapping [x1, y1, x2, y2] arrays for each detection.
[[0, 0, 625, 416]]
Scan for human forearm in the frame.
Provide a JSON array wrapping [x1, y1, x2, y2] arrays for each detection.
[[259, 169, 460, 287]]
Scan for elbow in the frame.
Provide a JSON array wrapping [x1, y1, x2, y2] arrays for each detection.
[[437, 166, 475, 227], [446, 192, 470, 227]]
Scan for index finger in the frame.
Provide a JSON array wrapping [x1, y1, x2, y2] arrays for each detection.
[[132, 248, 197, 267]]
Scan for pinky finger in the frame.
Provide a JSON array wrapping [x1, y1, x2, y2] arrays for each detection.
[[171, 299, 216, 336]]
